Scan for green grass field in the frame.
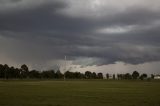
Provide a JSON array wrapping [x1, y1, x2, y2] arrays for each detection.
[[0, 80, 160, 106]]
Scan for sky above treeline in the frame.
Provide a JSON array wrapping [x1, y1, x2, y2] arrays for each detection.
[[0, 0, 160, 74]]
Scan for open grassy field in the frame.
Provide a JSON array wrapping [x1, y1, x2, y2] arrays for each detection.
[[0, 80, 160, 106]]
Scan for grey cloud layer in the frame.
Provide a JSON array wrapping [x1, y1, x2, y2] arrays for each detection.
[[0, 0, 160, 67]]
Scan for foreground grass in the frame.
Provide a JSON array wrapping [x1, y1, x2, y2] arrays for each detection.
[[0, 80, 160, 106]]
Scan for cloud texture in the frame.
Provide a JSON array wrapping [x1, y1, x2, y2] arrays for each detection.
[[0, 0, 160, 72]]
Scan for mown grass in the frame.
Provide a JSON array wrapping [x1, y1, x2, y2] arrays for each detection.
[[0, 80, 160, 106]]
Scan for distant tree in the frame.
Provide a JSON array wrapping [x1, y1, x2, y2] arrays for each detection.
[[4, 64, 9, 79], [85, 71, 92, 79], [97, 73, 103, 79], [49, 70, 56, 78], [29, 70, 40, 78], [64, 71, 84, 79], [9, 66, 15, 78], [151, 74, 154, 79], [55, 70, 63, 79], [124, 73, 132, 80], [0, 64, 21, 79], [0, 64, 5, 78], [117, 74, 120, 80], [113, 74, 116, 80], [139, 73, 147, 80], [80, 73, 85, 79], [106, 73, 109, 79], [15, 68, 21, 78], [65, 71, 73, 79], [132, 71, 139, 79], [74, 72, 83, 79], [21, 64, 29, 72], [92, 72, 97, 79], [41, 71, 49, 79], [117, 74, 124, 80], [41, 70, 55, 79], [21, 64, 29, 78]]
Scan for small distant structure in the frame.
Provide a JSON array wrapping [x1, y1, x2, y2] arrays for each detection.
[[154, 75, 160, 80]]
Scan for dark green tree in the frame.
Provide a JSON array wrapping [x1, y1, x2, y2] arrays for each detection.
[[41, 70, 55, 79], [74, 72, 82, 79], [97, 73, 103, 79], [0, 64, 5, 78], [65, 71, 73, 79], [113, 74, 116, 80], [85, 71, 92, 79], [151, 74, 154, 79], [21, 64, 29, 78], [92, 72, 97, 79], [106, 73, 109, 79], [21, 64, 29, 72], [55, 70, 63, 79], [124, 73, 132, 80], [132, 71, 139, 79], [4, 64, 9, 79], [29, 70, 40, 78], [139, 73, 147, 80]]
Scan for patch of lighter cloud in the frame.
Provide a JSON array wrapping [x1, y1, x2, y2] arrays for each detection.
[[97, 25, 137, 34], [70, 61, 160, 75], [59, 0, 160, 19]]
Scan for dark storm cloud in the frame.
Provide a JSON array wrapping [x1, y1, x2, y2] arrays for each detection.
[[0, 0, 160, 67]]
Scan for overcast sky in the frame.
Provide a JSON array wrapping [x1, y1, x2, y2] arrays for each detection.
[[0, 0, 160, 74]]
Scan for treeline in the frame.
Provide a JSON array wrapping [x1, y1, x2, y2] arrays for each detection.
[[0, 64, 156, 80], [107, 71, 152, 80], [0, 64, 64, 79], [0, 64, 103, 79]]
